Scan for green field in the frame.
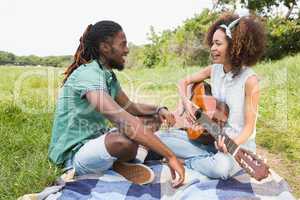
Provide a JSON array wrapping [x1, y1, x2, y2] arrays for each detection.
[[0, 54, 299, 199]]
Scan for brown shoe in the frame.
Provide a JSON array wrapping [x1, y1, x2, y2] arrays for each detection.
[[112, 161, 155, 185]]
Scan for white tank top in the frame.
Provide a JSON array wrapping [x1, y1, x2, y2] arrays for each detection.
[[211, 64, 257, 141]]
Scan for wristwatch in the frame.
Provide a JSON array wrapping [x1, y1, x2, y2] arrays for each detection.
[[156, 106, 168, 114]]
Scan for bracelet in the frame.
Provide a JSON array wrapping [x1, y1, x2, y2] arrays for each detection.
[[156, 106, 168, 114]]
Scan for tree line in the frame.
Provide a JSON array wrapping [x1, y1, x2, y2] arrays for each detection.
[[0, 52, 72, 67]]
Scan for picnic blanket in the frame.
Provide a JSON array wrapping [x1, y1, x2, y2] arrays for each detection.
[[19, 161, 296, 200]]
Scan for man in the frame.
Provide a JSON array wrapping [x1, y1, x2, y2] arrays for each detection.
[[48, 21, 184, 187]]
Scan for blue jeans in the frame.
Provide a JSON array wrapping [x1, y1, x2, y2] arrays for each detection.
[[156, 128, 256, 180]]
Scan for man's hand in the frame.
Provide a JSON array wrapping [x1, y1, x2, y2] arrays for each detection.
[[158, 108, 176, 128], [166, 156, 185, 188]]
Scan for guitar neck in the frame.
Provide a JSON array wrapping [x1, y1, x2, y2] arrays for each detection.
[[194, 110, 238, 155]]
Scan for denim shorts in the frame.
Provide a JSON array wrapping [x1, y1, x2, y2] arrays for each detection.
[[64, 128, 118, 176]]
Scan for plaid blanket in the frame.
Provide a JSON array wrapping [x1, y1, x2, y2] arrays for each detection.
[[19, 161, 296, 200]]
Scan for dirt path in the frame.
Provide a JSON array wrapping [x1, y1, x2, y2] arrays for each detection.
[[256, 146, 299, 198]]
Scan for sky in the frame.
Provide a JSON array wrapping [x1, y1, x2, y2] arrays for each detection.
[[0, 0, 213, 56]]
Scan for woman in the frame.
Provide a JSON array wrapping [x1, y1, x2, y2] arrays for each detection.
[[157, 13, 266, 179]]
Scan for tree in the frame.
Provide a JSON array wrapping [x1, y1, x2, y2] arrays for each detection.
[[243, 0, 299, 18], [211, 0, 237, 12], [0, 51, 15, 65], [212, 0, 299, 19], [143, 26, 162, 68]]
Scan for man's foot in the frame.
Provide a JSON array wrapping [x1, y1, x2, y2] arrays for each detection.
[[112, 161, 155, 185]]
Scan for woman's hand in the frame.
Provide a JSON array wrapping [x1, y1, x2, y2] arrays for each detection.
[[182, 99, 197, 124], [214, 135, 228, 153]]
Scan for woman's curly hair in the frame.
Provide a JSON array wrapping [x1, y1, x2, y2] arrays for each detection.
[[205, 13, 266, 77]]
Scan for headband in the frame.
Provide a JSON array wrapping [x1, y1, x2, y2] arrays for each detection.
[[219, 17, 241, 39]]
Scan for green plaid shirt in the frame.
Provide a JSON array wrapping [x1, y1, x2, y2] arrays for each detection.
[[48, 60, 121, 165]]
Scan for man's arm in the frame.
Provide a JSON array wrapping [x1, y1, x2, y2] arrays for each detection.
[[115, 89, 175, 129], [86, 90, 184, 187], [115, 89, 158, 116], [86, 90, 172, 157]]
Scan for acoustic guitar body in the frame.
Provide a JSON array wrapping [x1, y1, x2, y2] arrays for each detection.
[[187, 82, 229, 144]]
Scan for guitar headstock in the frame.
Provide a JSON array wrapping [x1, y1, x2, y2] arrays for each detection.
[[234, 148, 270, 181]]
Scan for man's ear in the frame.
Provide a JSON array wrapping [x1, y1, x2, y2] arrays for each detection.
[[99, 42, 111, 54]]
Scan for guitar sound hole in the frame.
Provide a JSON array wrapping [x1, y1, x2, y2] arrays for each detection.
[[195, 109, 202, 119]]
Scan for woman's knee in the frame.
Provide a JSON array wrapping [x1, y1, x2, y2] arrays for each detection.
[[210, 153, 233, 179], [188, 152, 234, 179], [210, 165, 231, 179]]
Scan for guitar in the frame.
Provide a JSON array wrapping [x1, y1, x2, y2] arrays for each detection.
[[187, 82, 228, 142], [174, 81, 270, 181]]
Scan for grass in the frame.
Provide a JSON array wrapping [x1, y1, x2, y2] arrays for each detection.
[[0, 54, 299, 199]]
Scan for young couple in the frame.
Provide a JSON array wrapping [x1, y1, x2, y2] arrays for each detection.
[[48, 13, 266, 188]]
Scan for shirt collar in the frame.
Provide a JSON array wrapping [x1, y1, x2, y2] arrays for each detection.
[[220, 64, 233, 81], [92, 59, 117, 84], [96, 59, 111, 71]]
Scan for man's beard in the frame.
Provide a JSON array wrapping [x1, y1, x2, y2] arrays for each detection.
[[108, 59, 124, 71], [107, 48, 125, 71]]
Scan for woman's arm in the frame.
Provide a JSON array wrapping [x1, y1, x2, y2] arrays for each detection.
[[177, 66, 212, 122], [216, 75, 260, 153], [178, 66, 212, 100], [234, 75, 260, 145]]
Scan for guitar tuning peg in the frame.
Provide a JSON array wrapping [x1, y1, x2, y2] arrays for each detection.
[[247, 166, 254, 174], [247, 154, 253, 161]]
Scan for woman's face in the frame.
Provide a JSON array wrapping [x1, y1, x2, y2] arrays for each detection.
[[210, 29, 230, 65]]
